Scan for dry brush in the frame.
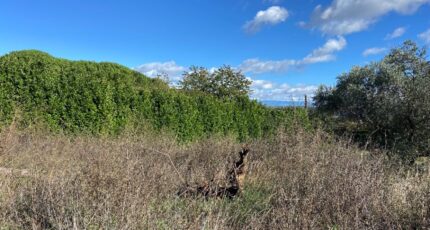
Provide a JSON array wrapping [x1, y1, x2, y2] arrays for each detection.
[[0, 126, 429, 229]]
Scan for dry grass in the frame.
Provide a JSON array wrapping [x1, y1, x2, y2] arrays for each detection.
[[0, 125, 429, 229]]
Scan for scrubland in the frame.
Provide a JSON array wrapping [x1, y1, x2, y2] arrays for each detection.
[[1, 125, 429, 229]]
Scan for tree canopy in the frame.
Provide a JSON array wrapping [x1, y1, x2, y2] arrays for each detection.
[[179, 65, 252, 99], [314, 41, 430, 159]]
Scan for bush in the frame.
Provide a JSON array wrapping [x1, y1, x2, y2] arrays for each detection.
[[0, 50, 311, 142], [314, 41, 430, 159]]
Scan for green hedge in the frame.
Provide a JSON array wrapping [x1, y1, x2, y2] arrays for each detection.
[[0, 50, 310, 141]]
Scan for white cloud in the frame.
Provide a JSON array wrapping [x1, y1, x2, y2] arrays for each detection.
[[251, 79, 318, 101], [386, 27, 407, 39], [302, 36, 347, 64], [134, 61, 186, 80], [208, 67, 218, 74], [252, 79, 274, 90], [363, 47, 387, 56], [244, 6, 289, 33], [239, 59, 297, 73], [307, 0, 429, 35], [418, 28, 430, 44], [239, 36, 346, 74]]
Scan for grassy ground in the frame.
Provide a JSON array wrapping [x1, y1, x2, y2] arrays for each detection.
[[0, 125, 429, 229]]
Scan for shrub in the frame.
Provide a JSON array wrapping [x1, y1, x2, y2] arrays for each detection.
[[314, 41, 430, 159], [0, 50, 311, 142]]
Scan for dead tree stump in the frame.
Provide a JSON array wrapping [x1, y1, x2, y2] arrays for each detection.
[[177, 147, 250, 199]]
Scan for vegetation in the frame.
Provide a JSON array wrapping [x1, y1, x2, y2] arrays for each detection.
[[1, 42, 430, 229], [179, 65, 252, 99], [0, 50, 309, 142], [314, 41, 430, 160], [1, 126, 429, 229]]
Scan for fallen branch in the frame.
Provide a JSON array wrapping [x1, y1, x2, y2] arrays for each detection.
[[177, 147, 250, 199]]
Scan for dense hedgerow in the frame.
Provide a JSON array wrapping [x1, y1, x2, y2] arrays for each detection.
[[0, 50, 310, 141]]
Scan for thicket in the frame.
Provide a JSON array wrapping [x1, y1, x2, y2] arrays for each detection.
[[0, 50, 310, 142], [314, 41, 430, 160]]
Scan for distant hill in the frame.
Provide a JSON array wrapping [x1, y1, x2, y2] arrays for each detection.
[[0, 50, 311, 141]]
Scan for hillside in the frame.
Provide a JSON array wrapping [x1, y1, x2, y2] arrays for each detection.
[[0, 50, 310, 141]]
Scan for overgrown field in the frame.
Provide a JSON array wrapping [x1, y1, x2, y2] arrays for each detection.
[[1, 125, 429, 229]]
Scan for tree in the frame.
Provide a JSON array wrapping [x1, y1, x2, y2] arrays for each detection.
[[179, 66, 211, 93], [313, 85, 339, 113], [179, 65, 252, 99], [314, 40, 430, 159]]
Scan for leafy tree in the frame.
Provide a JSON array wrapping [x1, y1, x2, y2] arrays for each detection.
[[314, 40, 430, 159], [313, 85, 339, 113], [179, 66, 211, 92], [179, 65, 252, 99]]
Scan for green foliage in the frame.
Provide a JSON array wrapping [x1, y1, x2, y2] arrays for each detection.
[[0, 50, 310, 141], [314, 41, 430, 159], [179, 65, 252, 99], [0, 80, 14, 128]]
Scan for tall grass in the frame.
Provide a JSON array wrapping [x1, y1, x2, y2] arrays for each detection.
[[0, 125, 429, 229]]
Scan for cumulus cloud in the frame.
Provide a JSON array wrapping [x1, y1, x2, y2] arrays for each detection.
[[252, 79, 274, 90], [302, 36, 347, 64], [363, 47, 387, 56], [134, 61, 186, 80], [244, 6, 289, 33], [386, 27, 407, 39], [251, 79, 318, 101], [418, 28, 430, 44], [307, 0, 429, 35], [239, 36, 346, 74]]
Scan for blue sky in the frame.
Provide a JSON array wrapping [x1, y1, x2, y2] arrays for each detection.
[[1, 0, 430, 101]]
